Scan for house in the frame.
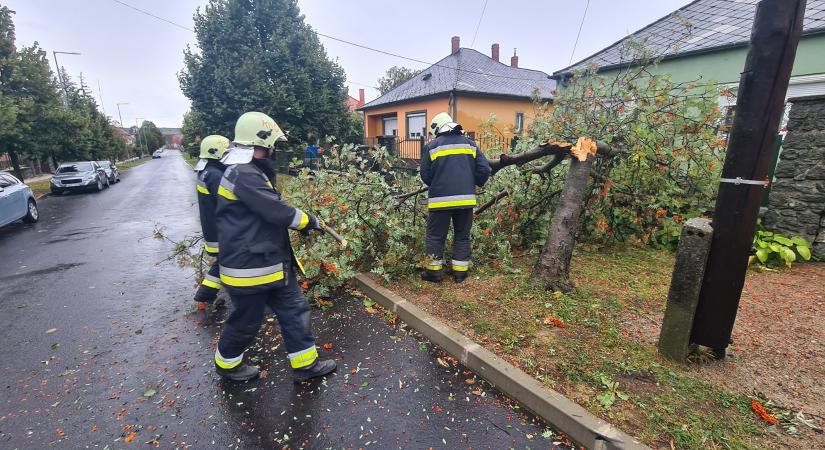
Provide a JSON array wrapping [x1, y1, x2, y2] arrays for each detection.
[[552, 0, 825, 99], [552, 0, 825, 256], [358, 36, 555, 157], [347, 88, 365, 110]]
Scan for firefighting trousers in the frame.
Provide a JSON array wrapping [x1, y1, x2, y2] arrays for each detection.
[[194, 261, 221, 303], [215, 271, 318, 370], [425, 208, 473, 272]]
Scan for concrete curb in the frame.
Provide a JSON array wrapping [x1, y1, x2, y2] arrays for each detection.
[[35, 192, 49, 201], [352, 274, 649, 450]]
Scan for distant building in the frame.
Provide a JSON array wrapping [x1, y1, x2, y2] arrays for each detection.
[[115, 127, 135, 146], [158, 128, 183, 147], [358, 36, 555, 157], [347, 88, 365, 110]]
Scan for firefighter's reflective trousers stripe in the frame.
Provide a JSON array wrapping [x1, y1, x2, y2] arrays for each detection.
[[194, 263, 222, 303], [425, 208, 473, 272], [428, 194, 477, 210], [215, 270, 318, 370]]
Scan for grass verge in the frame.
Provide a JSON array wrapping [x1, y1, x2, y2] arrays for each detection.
[[382, 245, 821, 449], [117, 156, 151, 171]]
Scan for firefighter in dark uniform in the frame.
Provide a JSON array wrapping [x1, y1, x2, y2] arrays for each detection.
[[420, 112, 491, 283], [193, 135, 231, 309], [213, 111, 336, 382]]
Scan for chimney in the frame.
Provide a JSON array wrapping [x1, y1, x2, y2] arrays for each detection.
[[491, 43, 500, 62], [451, 36, 460, 54], [510, 48, 518, 68], [358, 88, 365, 106]]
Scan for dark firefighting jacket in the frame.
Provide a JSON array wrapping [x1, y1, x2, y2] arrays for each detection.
[[420, 132, 491, 210], [196, 159, 226, 256], [215, 161, 310, 294]]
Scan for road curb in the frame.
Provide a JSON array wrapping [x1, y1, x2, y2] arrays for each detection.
[[352, 273, 649, 450], [35, 192, 49, 201]]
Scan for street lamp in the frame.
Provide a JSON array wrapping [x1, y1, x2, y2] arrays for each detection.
[[116, 102, 128, 129], [52, 51, 81, 102]]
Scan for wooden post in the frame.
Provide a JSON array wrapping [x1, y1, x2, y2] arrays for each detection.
[[691, 0, 807, 355]]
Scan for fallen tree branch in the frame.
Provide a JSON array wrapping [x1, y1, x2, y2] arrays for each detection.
[[474, 191, 510, 216]]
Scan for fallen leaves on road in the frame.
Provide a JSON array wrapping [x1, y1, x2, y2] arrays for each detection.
[[143, 388, 157, 398], [323, 343, 333, 350], [124, 431, 137, 443], [465, 378, 476, 385], [259, 370, 268, 379], [46, 328, 57, 334], [543, 317, 567, 328], [436, 357, 449, 368], [55, 428, 65, 438]]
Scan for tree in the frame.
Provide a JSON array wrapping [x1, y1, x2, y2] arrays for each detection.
[[179, 0, 353, 144], [377, 66, 420, 95], [181, 109, 206, 158], [136, 120, 164, 153]]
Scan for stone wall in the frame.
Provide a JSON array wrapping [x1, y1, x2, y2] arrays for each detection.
[[765, 95, 825, 258]]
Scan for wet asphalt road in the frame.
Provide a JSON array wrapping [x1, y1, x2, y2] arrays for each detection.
[[0, 151, 567, 449]]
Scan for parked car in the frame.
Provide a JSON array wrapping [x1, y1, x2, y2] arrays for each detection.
[[152, 149, 163, 158], [97, 160, 120, 184], [0, 172, 38, 227], [50, 161, 109, 194]]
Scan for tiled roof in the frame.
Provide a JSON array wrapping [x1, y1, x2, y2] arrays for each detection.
[[555, 0, 825, 75], [360, 48, 555, 110]]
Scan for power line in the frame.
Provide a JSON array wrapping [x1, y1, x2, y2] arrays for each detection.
[[569, 0, 591, 64], [470, 0, 490, 48], [109, 0, 553, 84]]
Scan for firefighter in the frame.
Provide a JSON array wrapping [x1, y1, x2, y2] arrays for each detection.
[[420, 112, 491, 283], [193, 135, 231, 309], [213, 111, 336, 382]]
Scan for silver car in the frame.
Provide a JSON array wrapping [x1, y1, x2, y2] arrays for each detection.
[[97, 160, 120, 184], [50, 161, 109, 194], [0, 172, 39, 227]]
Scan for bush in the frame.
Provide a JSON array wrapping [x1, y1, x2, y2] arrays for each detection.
[[752, 226, 812, 268]]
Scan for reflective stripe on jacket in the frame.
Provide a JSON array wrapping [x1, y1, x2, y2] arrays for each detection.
[[196, 159, 226, 256], [420, 132, 491, 210], [216, 162, 310, 294]]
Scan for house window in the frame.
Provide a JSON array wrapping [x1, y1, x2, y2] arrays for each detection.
[[514, 112, 524, 133], [406, 112, 426, 140], [382, 117, 398, 136]]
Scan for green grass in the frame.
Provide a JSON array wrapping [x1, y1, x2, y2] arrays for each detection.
[[26, 179, 51, 198], [390, 246, 775, 449], [117, 156, 151, 171], [182, 152, 199, 167]]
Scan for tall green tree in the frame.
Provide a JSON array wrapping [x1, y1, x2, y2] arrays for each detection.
[[179, 0, 352, 144], [135, 120, 164, 153], [377, 66, 420, 95]]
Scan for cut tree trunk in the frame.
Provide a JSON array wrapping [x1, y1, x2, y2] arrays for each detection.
[[531, 156, 594, 292]]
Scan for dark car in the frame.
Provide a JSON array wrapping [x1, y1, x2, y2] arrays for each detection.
[[97, 160, 120, 184], [0, 172, 38, 227], [50, 161, 109, 194]]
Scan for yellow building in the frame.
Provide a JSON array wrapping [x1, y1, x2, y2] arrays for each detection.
[[358, 36, 555, 158]]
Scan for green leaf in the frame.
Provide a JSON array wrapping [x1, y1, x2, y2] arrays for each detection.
[[755, 248, 769, 263], [791, 237, 811, 248], [143, 388, 157, 398], [780, 247, 796, 265], [362, 299, 376, 308], [797, 245, 811, 261], [617, 391, 630, 401], [756, 241, 770, 249], [596, 391, 615, 408], [769, 243, 782, 253], [773, 235, 793, 246]]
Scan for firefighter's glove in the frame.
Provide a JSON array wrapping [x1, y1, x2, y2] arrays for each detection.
[[300, 214, 323, 236]]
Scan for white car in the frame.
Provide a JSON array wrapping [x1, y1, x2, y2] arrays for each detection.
[[0, 172, 39, 228]]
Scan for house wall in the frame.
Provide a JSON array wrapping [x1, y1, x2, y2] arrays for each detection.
[[363, 96, 451, 139], [456, 96, 547, 139], [764, 95, 825, 258], [600, 33, 825, 86]]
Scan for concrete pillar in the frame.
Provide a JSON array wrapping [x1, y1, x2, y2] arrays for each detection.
[[658, 218, 714, 362]]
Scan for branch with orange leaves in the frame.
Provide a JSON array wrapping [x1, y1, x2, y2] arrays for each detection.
[[394, 139, 614, 208]]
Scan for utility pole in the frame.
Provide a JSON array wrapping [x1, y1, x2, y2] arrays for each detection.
[[691, 0, 806, 357], [136, 118, 148, 156], [97, 80, 106, 115], [116, 102, 128, 130], [52, 50, 81, 103]]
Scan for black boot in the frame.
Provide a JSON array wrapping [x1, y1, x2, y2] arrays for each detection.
[[215, 363, 260, 382], [453, 271, 468, 283], [293, 359, 337, 383], [420, 269, 443, 283]]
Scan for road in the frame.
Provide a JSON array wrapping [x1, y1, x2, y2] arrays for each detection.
[[0, 151, 565, 449]]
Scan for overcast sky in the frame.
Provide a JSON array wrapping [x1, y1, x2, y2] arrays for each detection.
[[6, 0, 692, 128]]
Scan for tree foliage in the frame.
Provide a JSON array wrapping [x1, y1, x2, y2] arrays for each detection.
[[377, 66, 420, 95], [136, 120, 164, 153], [0, 6, 131, 180], [179, 0, 353, 144]]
